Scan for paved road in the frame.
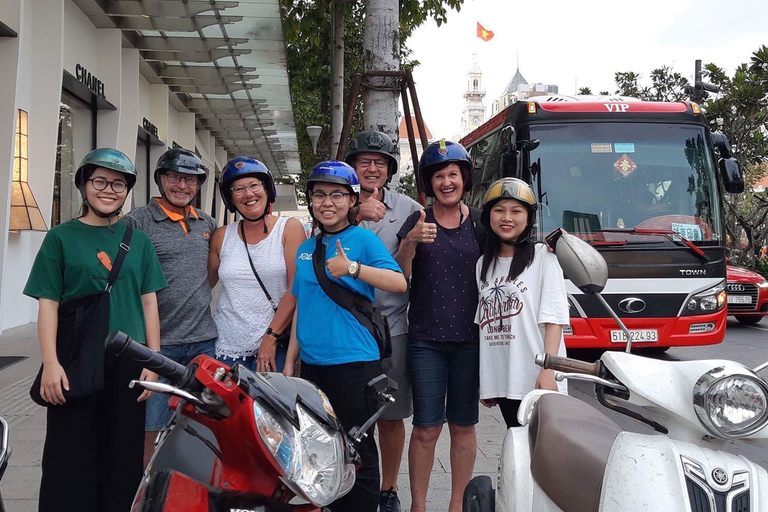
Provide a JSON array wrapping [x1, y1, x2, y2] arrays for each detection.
[[1, 318, 767, 511]]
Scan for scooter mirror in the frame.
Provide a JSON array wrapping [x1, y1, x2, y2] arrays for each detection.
[[364, 374, 398, 401], [0, 416, 9, 481], [556, 233, 608, 294]]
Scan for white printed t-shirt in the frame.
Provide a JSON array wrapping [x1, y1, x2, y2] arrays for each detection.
[[475, 244, 570, 400]]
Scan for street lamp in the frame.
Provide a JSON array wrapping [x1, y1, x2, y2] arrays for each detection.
[[306, 125, 322, 155]]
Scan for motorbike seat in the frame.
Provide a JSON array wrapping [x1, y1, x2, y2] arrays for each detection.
[[528, 393, 623, 512]]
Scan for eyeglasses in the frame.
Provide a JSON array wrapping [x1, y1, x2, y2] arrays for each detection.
[[357, 158, 388, 170], [164, 173, 199, 186], [231, 181, 264, 197], [311, 191, 352, 204], [87, 177, 127, 194]]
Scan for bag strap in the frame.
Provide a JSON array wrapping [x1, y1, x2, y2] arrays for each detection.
[[240, 220, 278, 311], [105, 225, 133, 292], [469, 207, 486, 248], [311, 235, 378, 332]]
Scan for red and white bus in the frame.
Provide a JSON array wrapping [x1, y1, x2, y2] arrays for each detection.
[[460, 95, 743, 349]]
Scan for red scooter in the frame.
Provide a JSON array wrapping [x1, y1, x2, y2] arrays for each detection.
[[105, 331, 394, 512]]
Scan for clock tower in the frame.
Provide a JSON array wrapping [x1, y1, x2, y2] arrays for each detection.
[[461, 57, 487, 136]]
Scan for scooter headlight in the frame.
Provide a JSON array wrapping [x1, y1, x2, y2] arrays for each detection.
[[253, 401, 297, 473], [693, 365, 768, 438]]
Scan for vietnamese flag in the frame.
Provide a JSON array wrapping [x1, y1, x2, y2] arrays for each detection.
[[477, 22, 494, 42]]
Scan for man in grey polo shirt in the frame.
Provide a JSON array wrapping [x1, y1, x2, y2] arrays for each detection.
[[346, 131, 422, 512], [123, 148, 218, 466]]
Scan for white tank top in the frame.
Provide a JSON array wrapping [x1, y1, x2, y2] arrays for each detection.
[[214, 217, 289, 359]]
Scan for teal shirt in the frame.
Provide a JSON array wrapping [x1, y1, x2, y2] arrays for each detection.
[[24, 219, 168, 344]]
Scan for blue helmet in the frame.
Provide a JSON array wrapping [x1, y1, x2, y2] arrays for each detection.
[[418, 140, 473, 197], [306, 161, 361, 199], [219, 157, 277, 213]]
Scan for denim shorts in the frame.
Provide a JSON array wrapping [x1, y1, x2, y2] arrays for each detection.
[[145, 338, 216, 431], [407, 339, 480, 428]]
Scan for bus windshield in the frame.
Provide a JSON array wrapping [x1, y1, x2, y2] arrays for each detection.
[[528, 122, 721, 244]]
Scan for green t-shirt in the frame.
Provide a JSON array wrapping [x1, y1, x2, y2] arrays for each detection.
[[23, 219, 168, 344]]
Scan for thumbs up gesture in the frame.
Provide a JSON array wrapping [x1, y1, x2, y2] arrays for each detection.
[[406, 209, 438, 245], [327, 239, 353, 278], [358, 186, 386, 222]]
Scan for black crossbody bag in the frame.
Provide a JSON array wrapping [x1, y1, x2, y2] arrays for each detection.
[[30, 226, 133, 407], [311, 235, 392, 359], [240, 221, 290, 347]]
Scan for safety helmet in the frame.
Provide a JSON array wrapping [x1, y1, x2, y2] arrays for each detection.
[[481, 178, 538, 240], [418, 140, 473, 197], [219, 157, 277, 213], [75, 148, 137, 200], [154, 148, 207, 190], [306, 160, 361, 199], [345, 131, 399, 180]]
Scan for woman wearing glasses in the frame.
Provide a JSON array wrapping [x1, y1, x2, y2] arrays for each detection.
[[208, 157, 306, 372], [24, 148, 167, 511], [283, 161, 406, 511]]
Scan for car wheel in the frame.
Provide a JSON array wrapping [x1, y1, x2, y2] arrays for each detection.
[[736, 315, 764, 325]]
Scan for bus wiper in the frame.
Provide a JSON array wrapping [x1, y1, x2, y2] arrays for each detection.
[[597, 228, 710, 262]]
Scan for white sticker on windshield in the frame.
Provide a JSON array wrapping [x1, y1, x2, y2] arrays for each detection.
[[614, 143, 635, 153], [671, 223, 703, 241], [591, 143, 612, 153]]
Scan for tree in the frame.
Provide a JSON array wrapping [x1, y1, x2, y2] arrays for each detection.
[[578, 87, 592, 95], [395, 171, 418, 200], [614, 66, 689, 101], [280, 0, 466, 203]]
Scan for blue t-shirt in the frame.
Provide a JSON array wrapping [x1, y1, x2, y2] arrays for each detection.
[[292, 226, 402, 365]]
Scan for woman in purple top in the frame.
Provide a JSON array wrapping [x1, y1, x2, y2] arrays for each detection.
[[395, 140, 483, 512]]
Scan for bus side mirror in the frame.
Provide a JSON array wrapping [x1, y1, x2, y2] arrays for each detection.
[[712, 132, 732, 159], [720, 158, 744, 193], [501, 124, 516, 150]]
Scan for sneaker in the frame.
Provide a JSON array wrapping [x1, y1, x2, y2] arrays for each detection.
[[379, 487, 401, 512]]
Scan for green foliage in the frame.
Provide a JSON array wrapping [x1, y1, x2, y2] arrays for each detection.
[[395, 171, 419, 201], [614, 66, 690, 101], [577, 87, 592, 95], [280, 0, 465, 204]]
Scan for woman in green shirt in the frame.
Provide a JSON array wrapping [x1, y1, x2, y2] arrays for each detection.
[[23, 148, 167, 512]]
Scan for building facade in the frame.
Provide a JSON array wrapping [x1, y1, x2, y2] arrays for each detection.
[[491, 68, 559, 116], [460, 64, 487, 137], [0, 0, 299, 333]]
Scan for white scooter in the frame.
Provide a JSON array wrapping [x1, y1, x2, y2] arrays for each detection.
[[463, 233, 768, 512]]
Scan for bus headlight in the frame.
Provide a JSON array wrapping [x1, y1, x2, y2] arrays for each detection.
[[693, 366, 768, 438], [682, 282, 726, 315]]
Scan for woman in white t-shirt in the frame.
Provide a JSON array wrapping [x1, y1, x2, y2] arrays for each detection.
[[474, 178, 569, 428]]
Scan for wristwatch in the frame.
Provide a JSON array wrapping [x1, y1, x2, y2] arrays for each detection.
[[347, 261, 361, 279], [266, 327, 281, 338]]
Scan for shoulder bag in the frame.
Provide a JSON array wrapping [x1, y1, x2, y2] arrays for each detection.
[[30, 226, 133, 407]]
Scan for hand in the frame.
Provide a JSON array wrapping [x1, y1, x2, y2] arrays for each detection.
[[40, 361, 69, 405], [406, 210, 438, 245], [137, 369, 159, 402], [282, 359, 295, 377], [535, 368, 558, 391], [480, 398, 498, 408], [258, 335, 277, 372], [358, 187, 386, 222], [327, 239, 353, 278]]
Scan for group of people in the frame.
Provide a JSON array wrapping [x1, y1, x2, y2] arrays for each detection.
[[24, 130, 570, 512]]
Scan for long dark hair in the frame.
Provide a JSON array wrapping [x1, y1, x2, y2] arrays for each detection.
[[480, 236, 537, 283]]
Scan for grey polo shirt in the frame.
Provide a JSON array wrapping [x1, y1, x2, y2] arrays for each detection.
[[124, 199, 218, 345], [359, 188, 422, 336]]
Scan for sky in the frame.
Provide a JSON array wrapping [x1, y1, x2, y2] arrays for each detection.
[[404, 0, 767, 138]]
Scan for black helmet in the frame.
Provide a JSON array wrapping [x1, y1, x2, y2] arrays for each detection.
[[154, 148, 207, 189], [419, 140, 473, 198], [345, 131, 399, 180]]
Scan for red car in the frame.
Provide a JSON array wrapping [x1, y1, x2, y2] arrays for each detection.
[[726, 265, 768, 325]]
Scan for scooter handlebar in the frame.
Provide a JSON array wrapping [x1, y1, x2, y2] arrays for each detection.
[[535, 353, 601, 376], [105, 331, 187, 384]]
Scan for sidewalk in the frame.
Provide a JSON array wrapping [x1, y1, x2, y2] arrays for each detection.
[[0, 323, 500, 511]]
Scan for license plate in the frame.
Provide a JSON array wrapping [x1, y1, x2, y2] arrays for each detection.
[[728, 295, 752, 304], [610, 329, 658, 343]]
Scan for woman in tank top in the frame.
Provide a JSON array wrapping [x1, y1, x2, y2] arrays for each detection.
[[208, 157, 306, 372]]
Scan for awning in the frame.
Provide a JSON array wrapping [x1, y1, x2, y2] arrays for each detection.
[[76, 0, 300, 176]]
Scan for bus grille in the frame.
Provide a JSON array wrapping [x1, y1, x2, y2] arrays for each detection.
[[726, 283, 759, 311]]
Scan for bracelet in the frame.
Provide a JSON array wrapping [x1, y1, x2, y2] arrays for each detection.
[[353, 261, 362, 279], [266, 327, 282, 338]]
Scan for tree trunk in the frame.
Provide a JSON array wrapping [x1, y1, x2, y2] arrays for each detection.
[[362, 0, 400, 182], [330, 0, 344, 159]]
